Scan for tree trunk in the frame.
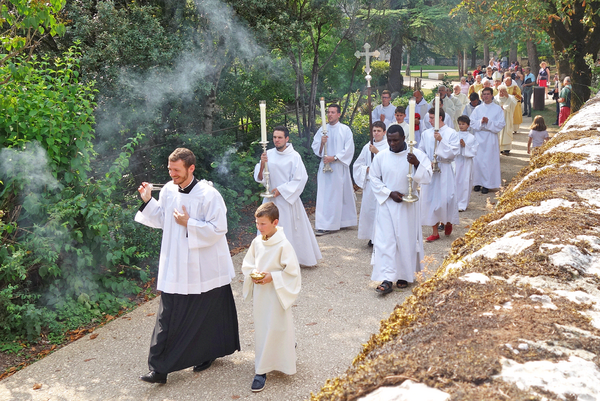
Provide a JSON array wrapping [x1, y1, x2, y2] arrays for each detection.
[[471, 46, 477, 69], [341, 58, 362, 120], [463, 49, 467, 75], [388, 37, 404, 93], [509, 44, 517, 65], [483, 43, 489, 66], [526, 39, 539, 70], [289, 49, 309, 143]]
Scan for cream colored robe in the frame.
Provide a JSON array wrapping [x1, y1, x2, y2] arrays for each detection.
[[495, 94, 517, 152], [242, 227, 300, 375], [506, 83, 523, 127]]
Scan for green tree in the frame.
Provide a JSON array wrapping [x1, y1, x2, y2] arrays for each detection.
[[0, 0, 66, 83]]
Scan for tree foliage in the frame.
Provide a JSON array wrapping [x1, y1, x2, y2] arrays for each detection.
[[0, 0, 66, 83]]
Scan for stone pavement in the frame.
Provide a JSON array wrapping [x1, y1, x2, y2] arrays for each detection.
[[0, 98, 556, 401]]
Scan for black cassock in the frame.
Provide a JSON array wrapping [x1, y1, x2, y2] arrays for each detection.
[[148, 285, 240, 374]]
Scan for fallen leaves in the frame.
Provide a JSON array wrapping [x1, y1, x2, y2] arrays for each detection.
[[89, 334, 98, 340], [32, 383, 42, 390]]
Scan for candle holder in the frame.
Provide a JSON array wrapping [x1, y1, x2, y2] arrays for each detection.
[[259, 141, 275, 198], [322, 129, 333, 173], [403, 140, 419, 203], [431, 129, 441, 173]]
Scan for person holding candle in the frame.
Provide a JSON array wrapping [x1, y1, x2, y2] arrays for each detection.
[[241, 202, 301, 392], [470, 87, 505, 194], [418, 106, 460, 241], [311, 103, 357, 236], [254, 126, 322, 266], [369, 124, 432, 294], [135, 148, 240, 384], [353, 121, 388, 246]]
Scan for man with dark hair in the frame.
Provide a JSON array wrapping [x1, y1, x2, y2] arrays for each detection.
[[418, 108, 460, 241], [463, 92, 481, 119], [255, 127, 322, 266], [469, 88, 505, 194], [311, 103, 357, 236], [369, 124, 432, 294], [371, 90, 395, 127], [353, 121, 388, 246], [522, 66, 536, 117], [135, 148, 240, 384]]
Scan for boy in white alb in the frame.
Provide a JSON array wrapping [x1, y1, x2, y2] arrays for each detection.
[[455, 116, 479, 212], [353, 121, 388, 246], [393, 106, 410, 133], [242, 202, 301, 393]]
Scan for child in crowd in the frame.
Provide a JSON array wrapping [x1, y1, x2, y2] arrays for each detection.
[[242, 202, 301, 392], [393, 106, 410, 133], [455, 116, 479, 212], [527, 115, 550, 156]]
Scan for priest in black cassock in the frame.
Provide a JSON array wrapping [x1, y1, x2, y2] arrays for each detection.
[[135, 148, 240, 384]]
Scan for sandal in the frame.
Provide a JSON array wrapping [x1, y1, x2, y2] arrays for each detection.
[[376, 280, 393, 295], [396, 280, 408, 289]]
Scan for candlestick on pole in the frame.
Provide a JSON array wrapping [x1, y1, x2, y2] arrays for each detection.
[[320, 98, 333, 173], [259, 100, 274, 197], [404, 97, 418, 203], [355, 43, 380, 160], [432, 95, 441, 173]]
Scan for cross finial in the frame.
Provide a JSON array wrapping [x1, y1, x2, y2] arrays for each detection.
[[354, 43, 381, 87]]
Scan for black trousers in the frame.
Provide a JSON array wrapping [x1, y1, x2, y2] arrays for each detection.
[[148, 285, 240, 374]]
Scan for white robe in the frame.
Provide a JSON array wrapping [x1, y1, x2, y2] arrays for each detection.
[[440, 95, 457, 127], [242, 227, 300, 375], [254, 144, 322, 266], [452, 93, 468, 126], [455, 132, 479, 210], [369, 147, 432, 283], [311, 122, 357, 230], [418, 125, 460, 226], [371, 103, 396, 128], [353, 137, 389, 240], [470, 102, 505, 189], [135, 180, 235, 294], [494, 94, 517, 152], [404, 98, 432, 131]]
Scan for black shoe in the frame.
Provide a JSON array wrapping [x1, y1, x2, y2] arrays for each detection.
[[193, 359, 215, 372], [368, 240, 373, 247], [527, 115, 531, 118], [481, 187, 489, 194], [522, 112, 527, 116], [140, 371, 167, 384], [474, 185, 481, 192], [251, 374, 267, 392], [438, 223, 445, 231]]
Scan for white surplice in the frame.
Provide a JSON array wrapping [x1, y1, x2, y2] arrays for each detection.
[[242, 227, 300, 375], [135, 180, 235, 294], [369, 147, 432, 283], [311, 122, 357, 230], [455, 131, 479, 210], [418, 125, 460, 226], [470, 102, 505, 189], [353, 137, 389, 241], [371, 103, 397, 128], [494, 94, 517, 152], [254, 144, 322, 266]]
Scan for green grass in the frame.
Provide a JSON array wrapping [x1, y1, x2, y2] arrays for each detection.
[[408, 65, 458, 71]]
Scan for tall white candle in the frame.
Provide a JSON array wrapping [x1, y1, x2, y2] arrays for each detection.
[[434, 95, 440, 130], [408, 99, 415, 142], [259, 100, 267, 142], [320, 97, 327, 132]]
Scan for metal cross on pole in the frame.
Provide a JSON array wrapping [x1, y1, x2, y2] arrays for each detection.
[[355, 43, 381, 156]]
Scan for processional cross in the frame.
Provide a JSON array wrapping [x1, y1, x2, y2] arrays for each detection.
[[355, 43, 381, 152]]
